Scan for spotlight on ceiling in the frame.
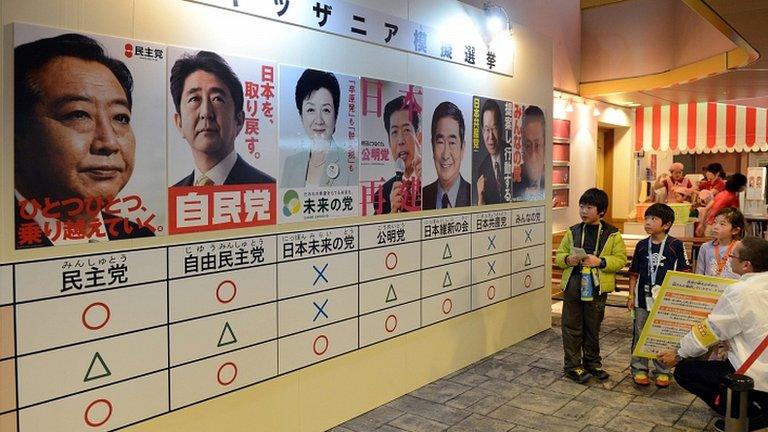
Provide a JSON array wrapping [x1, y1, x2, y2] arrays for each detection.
[[483, 2, 511, 35]]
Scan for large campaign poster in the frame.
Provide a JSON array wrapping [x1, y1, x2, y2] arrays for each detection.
[[278, 65, 359, 223], [421, 89, 473, 210], [166, 47, 278, 234], [13, 23, 167, 249], [358, 78, 423, 216], [511, 103, 546, 202], [471, 96, 513, 205]]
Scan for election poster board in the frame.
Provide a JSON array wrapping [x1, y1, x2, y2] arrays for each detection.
[[420, 89, 473, 210], [511, 103, 546, 202], [12, 23, 167, 249], [278, 65, 359, 223], [471, 96, 513, 205], [633, 271, 737, 359], [166, 47, 278, 234], [358, 78, 424, 216]]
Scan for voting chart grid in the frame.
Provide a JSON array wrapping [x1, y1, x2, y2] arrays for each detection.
[[0, 206, 546, 432]]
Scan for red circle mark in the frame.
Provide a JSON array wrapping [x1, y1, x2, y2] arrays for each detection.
[[81, 302, 111, 331], [487, 285, 496, 300], [216, 280, 237, 304], [385, 252, 398, 270], [442, 298, 453, 315], [217, 362, 238, 386], [123, 43, 133, 58], [524, 274, 533, 288], [84, 398, 113, 427], [385, 314, 398, 333], [313, 335, 329, 356]]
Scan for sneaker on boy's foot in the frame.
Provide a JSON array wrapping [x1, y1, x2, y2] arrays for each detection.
[[586, 368, 610, 381], [565, 367, 592, 384], [632, 371, 650, 386], [714, 414, 768, 432], [654, 373, 670, 388]]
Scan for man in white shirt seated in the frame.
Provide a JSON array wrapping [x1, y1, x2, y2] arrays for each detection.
[[659, 236, 768, 432]]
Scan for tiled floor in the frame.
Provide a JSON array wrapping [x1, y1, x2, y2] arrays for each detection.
[[331, 302, 734, 432]]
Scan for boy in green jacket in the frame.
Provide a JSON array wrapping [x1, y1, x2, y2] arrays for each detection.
[[555, 188, 627, 383]]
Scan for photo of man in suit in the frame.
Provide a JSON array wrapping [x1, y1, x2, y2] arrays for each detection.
[[374, 95, 423, 214], [513, 105, 545, 201], [475, 99, 510, 205], [169, 51, 275, 187], [14, 32, 155, 248], [423, 101, 471, 209]]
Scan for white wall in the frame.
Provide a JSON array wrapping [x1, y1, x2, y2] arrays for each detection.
[[552, 98, 634, 232], [0, 1, 554, 431], [460, 0, 581, 93]]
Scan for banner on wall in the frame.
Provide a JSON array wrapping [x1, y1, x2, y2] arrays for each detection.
[[190, 0, 514, 77], [472, 96, 513, 205], [421, 89, 473, 210], [359, 78, 423, 216], [746, 167, 766, 200], [511, 103, 546, 202], [278, 65, 359, 222], [166, 47, 278, 234], [12, 23, 167, 249]]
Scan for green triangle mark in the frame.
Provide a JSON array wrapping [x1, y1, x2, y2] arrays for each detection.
[[385, 284, 398, 303], [525, 253, 532, 266], [442, 271, 453, 288], [217, 322, 238, 347], [442, 243, 452, 260], [84, 352, 111, 382]]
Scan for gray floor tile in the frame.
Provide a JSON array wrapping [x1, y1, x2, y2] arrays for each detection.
[[341, 405, 405, 431], [446, 413, 515, 432], [512, 367, 561, 389], [467, 395, 509, 415], [604, 414, 657, 432], [410, 380, 472, 404], [619, 395, 688, 426], [486, 402, 582, 432], [388, 413, 448, 432], [575, 386, 636, 409], [387, 395, 470, 425], [505, 387, 574, 415], [445, 387, 494, 410]]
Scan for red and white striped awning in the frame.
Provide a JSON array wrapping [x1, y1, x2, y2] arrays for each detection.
[[635, 103, 768, 154]]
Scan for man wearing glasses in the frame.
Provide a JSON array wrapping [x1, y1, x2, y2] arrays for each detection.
[[659, 236, 768, 431]]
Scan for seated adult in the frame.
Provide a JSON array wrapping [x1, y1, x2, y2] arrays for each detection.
[[659, 236, 768, 432]]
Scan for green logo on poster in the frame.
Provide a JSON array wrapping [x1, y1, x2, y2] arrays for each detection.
[[283, 190, 301, 216]]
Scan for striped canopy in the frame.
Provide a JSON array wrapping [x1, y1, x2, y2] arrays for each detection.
[[635, 103, 768, 154]]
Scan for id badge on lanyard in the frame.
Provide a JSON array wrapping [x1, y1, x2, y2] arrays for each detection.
[[580, 223, 602, 290], [646, 235, 667, 310]]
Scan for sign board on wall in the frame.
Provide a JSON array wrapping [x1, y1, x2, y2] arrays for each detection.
[[189, 0, 514, 77]]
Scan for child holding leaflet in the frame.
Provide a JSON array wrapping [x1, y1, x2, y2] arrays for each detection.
[[556, 188, 627, 383], [628, 203, 691, 387]]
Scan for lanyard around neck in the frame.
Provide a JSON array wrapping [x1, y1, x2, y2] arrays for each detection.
[[714, 240, 736, 276], [648, 235, 668, 285], [580, 222, 602, 252]]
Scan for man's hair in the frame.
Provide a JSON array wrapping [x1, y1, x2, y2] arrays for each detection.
[[645, 203, 675, 232], [294, 69, 340, 121], [481, 99, 502, 138], [714, 206, 745, 239], [522, 105, 545, 137], [725, 173, 748, 192], [739, 236, 768, 272], [15, 33, 134, 137], [579, 188, 609, 216], [170, 50, 243, 114], [430, 101, 465, 147], [383, 95, 421, 134]]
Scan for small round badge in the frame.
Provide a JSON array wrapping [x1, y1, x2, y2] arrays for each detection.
[[327, 163, 339, 179]]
